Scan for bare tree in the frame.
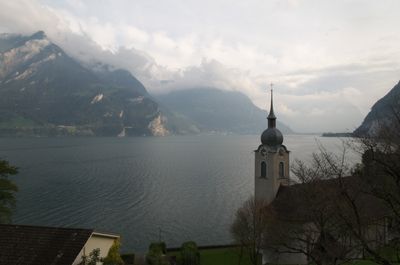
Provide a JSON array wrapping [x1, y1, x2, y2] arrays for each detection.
[[263, 148, 355, 265], [346, 106, 400, 264], [230, 196, 271, 265], [354, 112, 400, 233], [232, 106, 400, 265], [290, 142, 394, 265]]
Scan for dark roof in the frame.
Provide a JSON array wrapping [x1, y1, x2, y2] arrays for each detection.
[[267, 89, 276, 120], [261, 89, 283, 146], [272, 175, 389, 222], [0, 224, 93, 265], [261, 127, 283, 146]]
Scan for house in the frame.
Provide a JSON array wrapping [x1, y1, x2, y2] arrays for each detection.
[[0, 224, 119, 265]]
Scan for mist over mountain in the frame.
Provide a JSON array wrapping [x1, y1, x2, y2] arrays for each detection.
[[0, 31, 171, 136], [354, 80, 400, 136], [1, 31, 291, 137], [157, 88, 293, 135]]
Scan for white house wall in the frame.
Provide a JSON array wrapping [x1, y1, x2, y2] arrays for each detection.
[[72, 233, 118, 265]]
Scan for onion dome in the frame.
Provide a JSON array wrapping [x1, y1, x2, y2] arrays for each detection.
[[261, 127, 283, 146], [261, 88, 284, 146]]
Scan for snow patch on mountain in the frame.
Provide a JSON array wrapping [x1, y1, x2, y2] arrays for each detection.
[[0, 39, 51, 78], [91, 93, 104, 104], [14, 53, 57, 81]]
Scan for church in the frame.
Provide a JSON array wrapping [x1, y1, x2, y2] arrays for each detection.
[[253, 90, 391, 264], [254, 89, 290, 205], [254, 90, 305, 264]]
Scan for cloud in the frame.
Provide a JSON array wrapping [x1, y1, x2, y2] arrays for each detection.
[[0, 1, 168, 88], [153, 59, 259, 93], [277, 88, 364, 133], [0, 1, 60, 34], [1, 0, 400, 132]]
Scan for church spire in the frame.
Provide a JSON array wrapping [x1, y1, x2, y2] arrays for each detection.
[[267, 83, 276, 128]]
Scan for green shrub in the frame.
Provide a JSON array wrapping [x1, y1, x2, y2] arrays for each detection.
[[103, 239, 124, 265], [180, 241, 200, 265], [146, 242, 169, 265], [149, 242, 167, 254], [78, 248, 101, 265]]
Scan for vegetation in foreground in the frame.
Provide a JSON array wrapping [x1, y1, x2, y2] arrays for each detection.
[[198, 247, 257, 265], [143, 242, 257, 265], [78, 239, 124, 265], [231, 107, 400, 265], [0, 159, 18, 224]]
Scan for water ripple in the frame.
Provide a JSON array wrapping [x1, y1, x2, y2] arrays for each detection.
[[1, 135, 360, 252]]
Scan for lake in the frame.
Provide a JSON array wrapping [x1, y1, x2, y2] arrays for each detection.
[[0, 135, 359, 252]]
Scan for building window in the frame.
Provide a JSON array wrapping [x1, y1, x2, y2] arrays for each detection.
[[279, 162, 284, 178], [261, 162, 266, 178]]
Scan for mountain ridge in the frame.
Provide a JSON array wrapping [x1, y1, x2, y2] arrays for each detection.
[[0, 31, 169, 136], [354, 80, 400, 136], [157, 88, 293, 135], [0, 31, 293, 137]]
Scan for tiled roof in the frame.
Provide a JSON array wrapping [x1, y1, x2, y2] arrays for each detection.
[[0, 224, 93, 265]]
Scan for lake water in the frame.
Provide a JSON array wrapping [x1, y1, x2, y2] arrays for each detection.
[[0, 135, 359, 253]]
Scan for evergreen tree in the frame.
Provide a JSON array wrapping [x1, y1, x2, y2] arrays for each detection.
[[180, 241, 200, 265], [103, 239, 124, 265], [146, 242, 170, 265], [0, 159, 18, 224]]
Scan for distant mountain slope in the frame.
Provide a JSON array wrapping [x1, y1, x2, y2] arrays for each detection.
[[354, 80, 400, 136], [0, 31, 171, 136], [0, 31, 290, 137], [92, 65, 149, 96], [157, 88, 293, 134]]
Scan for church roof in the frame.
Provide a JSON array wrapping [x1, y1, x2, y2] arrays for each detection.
[[0, 224, 93, 265], [261, 88, 283, 146], [261, 127, 283, 146], [267, 89, 276, 120], [271, 175, 389, 222]]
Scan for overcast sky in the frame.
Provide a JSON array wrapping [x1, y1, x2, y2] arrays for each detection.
[[1, 0, 399, 132]]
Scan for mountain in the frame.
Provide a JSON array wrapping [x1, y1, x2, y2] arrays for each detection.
[[354, 80, 400, 136], [0, 31, 171, 136], [0, 31, 290, 137], [156, 88, 293, 135]]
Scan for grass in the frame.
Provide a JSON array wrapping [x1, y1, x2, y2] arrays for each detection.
[[200, 247, 255, 265], [347, 260, 400, 265], [0, 115, 38, 128], [348, 261, 379, 265], [348, 244, 400, 265], [168, 247, 257, 265], [136, 244, 400, 265]]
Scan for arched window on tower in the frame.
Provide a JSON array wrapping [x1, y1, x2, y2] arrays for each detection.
[[261, 162, 266, 178], [279, 162, 284, 178]]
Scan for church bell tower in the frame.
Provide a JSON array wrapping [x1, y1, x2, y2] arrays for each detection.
[[254, 86, 290, 203]]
